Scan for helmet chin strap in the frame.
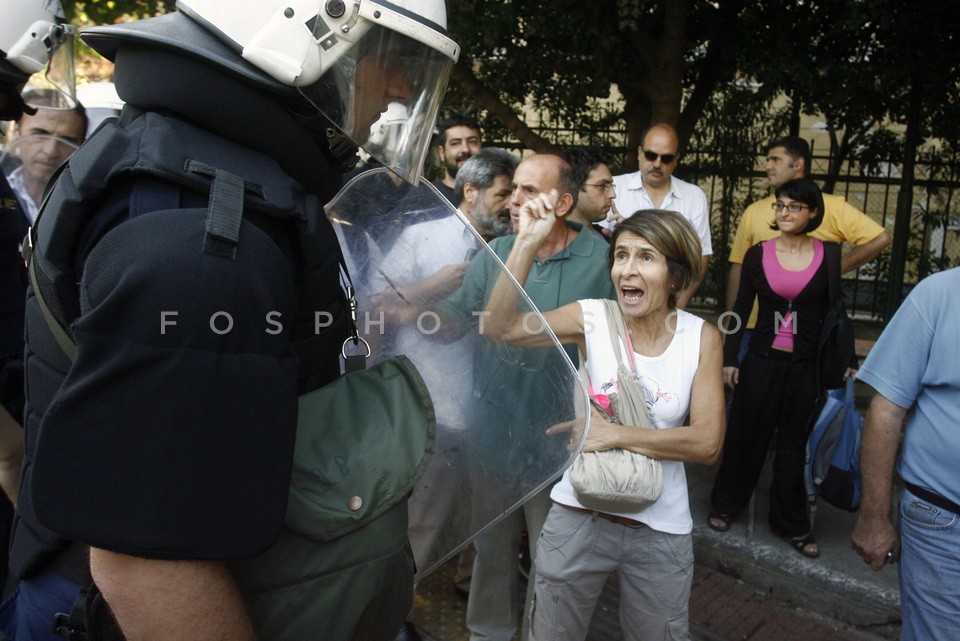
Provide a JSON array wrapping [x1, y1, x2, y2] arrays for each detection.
[[327, 73, 361, 173], [325, 127, 361, 173], [286, 108, 359, 173]]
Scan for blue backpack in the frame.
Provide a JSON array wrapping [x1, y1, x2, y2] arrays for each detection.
[[805, 377, 864, 514]]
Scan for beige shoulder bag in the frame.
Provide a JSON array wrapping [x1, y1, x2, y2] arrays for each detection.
[[568, 299, 663, 513]]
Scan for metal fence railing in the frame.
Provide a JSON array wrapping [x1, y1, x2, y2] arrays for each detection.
[[680, 148, 960, 322], [484, 131, 960, 323]]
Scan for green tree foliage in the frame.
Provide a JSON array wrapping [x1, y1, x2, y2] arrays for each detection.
[[737, 0, 960, 192], [64, 1, 169, 24], [70, 0, 959, 188], [445, 0, 748, 168], [66, 0, 170, 80], [444, 0, 959, 181]]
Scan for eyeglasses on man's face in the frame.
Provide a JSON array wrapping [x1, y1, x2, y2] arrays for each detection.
[[584, 180, 615, 193], [641, 149, 676, 164], [771, 201, 810, 213]]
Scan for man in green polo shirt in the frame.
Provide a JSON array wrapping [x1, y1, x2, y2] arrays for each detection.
[[442, 154, 615, 641]]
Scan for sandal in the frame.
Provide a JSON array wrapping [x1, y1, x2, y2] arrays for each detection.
[[707, 513, 731, 533], [784, 533, 820, 558]]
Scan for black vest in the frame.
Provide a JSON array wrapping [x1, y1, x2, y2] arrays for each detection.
[[11, 108, 349, 580]]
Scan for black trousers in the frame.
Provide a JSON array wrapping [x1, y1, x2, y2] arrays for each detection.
[[710, 350, 821, 537]]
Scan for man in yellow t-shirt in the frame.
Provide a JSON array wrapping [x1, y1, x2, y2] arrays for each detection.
[[726, 136, 892, 337]]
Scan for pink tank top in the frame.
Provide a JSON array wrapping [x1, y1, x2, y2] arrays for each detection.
[[762, 239, 824, 350]]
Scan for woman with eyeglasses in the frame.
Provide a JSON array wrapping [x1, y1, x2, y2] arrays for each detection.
[[708, 177, 848, 558]]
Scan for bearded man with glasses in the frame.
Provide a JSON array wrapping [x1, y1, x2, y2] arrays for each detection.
[[612, 123, 712, 308]]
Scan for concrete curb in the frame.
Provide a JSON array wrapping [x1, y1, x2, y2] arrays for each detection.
[[694, 525, 901, 639]]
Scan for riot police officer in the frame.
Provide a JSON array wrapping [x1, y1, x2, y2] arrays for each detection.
[[1, 2, 459, 640]]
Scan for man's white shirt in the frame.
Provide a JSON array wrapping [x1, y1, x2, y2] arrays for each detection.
[[371, 210, 481, 426], [7, 165, 40, 223], [611, 172, 713, 255]]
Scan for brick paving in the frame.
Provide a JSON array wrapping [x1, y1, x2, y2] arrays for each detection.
[[689, 566, 885, 641], [411, 558, 888, 641]]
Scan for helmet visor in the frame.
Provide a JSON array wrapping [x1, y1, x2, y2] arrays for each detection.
[[22, 26, 78, 110], [299, 25, 453, 185]]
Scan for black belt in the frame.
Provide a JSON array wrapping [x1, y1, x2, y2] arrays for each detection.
[[905, 482, 960, 515], [557, 502, 646, 528]]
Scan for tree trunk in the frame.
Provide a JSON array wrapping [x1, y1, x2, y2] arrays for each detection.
[[788, 99, 801, 137], [449, 59, 559, 154], [619, 86, 650, 173], [677, 0, 743, 152], [620, 0, 688, 171], [645, 0, 687, 127]]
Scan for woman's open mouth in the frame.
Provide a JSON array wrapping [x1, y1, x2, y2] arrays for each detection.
[[621, 286, 643, 304]]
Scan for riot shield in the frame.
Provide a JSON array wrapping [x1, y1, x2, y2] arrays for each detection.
[[326, 167, 589, 578]]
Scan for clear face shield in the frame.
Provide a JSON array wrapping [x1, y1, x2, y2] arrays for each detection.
[[10, 22, 78, 110], [298, 25, 453, 185]]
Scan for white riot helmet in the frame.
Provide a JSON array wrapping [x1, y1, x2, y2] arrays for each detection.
[[0, 0, 77, 112], [177, 0, 459, 185]]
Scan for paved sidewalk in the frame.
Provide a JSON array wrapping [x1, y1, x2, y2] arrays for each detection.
[[687, 458, 901, 640], [411, 558, 889, 641], [688, 565, 888, 641], [410, 458, 903, 640]]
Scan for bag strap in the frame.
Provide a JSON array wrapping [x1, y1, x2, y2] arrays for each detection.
[[22, 236, 77, 360], [577, 300, 628, 420], [844, 375, 856, 404], [577, 357, 615, 422], [596, 299, 654, 429], [600, 299, 638, 374], [824, 242, 842, 307]]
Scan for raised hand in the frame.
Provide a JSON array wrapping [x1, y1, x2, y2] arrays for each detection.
[[516, 189, 560, 246]]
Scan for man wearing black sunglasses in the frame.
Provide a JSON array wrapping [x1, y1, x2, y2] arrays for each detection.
[[612, 123, 712, 308]]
